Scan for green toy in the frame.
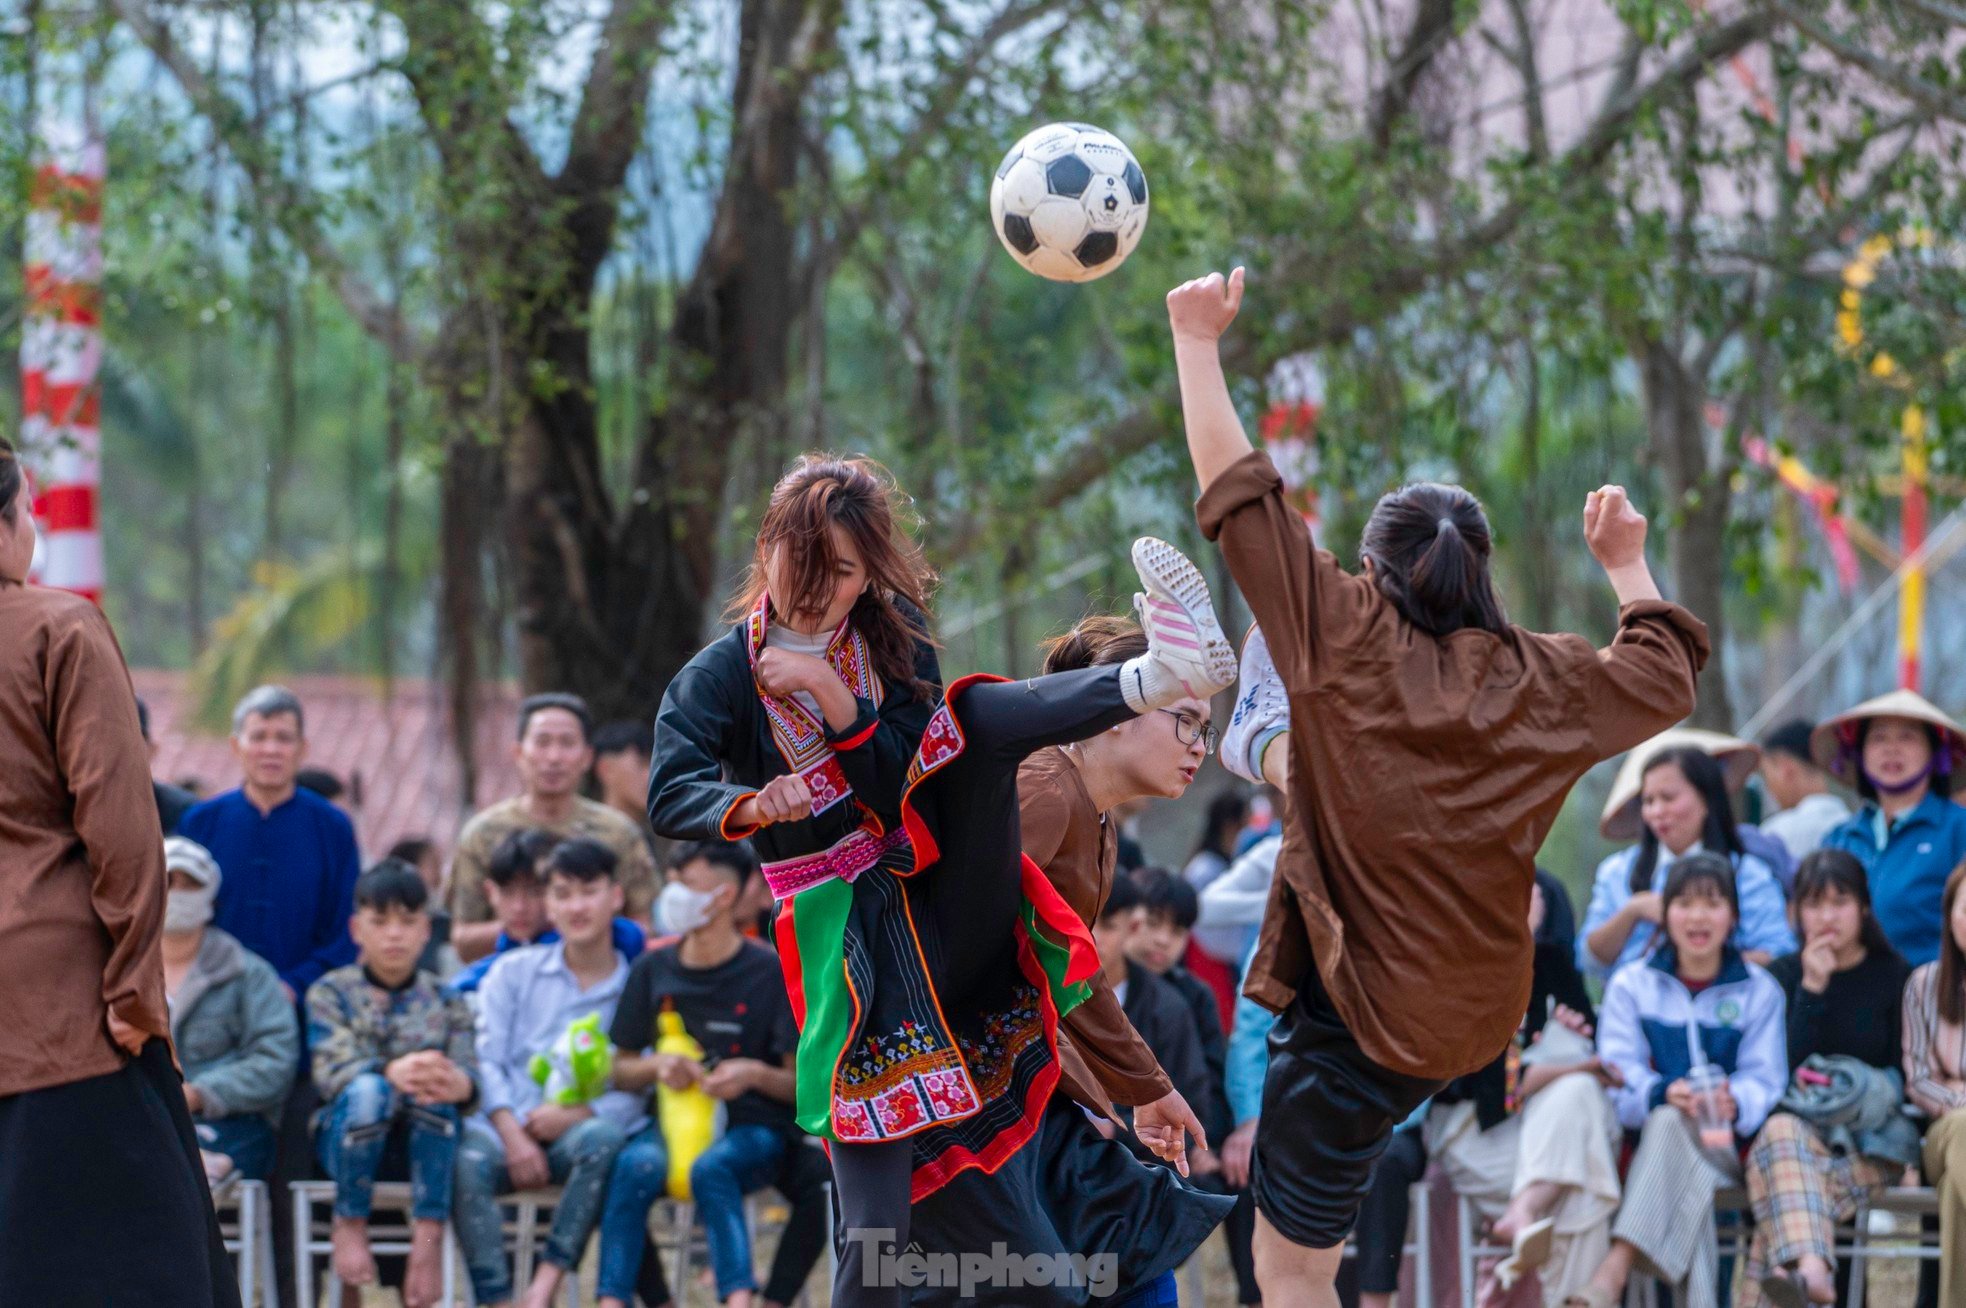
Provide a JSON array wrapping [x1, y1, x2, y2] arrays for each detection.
[[529, 1013, 615, 1106]]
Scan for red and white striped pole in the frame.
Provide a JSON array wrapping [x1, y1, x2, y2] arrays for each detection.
[[21, 89, 105, 605]]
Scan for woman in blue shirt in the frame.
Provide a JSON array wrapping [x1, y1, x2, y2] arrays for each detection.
[[1580, 746, 1795, 980], [1815, 689, 1966, 968]]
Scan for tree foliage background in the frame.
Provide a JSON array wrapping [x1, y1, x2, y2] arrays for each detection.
[[5, 0, 1966, 870]]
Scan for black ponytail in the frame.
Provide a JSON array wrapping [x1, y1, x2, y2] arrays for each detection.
[[1359, 483, 1508, 637]]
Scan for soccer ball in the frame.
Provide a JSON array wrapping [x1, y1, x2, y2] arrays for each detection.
[[989, 123, 1149, 283]]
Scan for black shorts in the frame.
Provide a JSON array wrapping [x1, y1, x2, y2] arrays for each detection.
[[1249, 968, 1444, 1250]]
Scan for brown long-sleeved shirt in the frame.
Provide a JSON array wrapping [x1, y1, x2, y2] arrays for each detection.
[[1197, 451, 1709, 1081], [1020, 746, 1173, 1112], [0, 580, 170, 1097]]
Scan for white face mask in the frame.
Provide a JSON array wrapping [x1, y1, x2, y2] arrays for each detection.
[[657, 882, 723, 935], [164, 885, 217, 935]]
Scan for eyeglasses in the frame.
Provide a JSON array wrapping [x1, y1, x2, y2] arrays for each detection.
[[1160, 709, 1218, 756]]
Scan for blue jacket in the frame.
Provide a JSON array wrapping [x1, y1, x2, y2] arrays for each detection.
[[181, 788, 361, 994], [1821, 793, 1966, 967], [447, 917, 648, 995], [1597, 945, 1788, 1136], [1578, 843, 1796, 980]]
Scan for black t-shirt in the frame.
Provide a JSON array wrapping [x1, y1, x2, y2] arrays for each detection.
[[611, 938, 800, 1132], [1767, 946, 1911, 1075]]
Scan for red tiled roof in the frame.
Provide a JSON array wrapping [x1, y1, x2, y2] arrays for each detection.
[[132, 670, 527, 860]]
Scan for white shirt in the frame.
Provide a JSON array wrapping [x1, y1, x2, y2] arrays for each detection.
[[765, 623, 831, 720], [1760, 791, 1852, 863], [1195, 835, 1280, 965], [473, 941, 645, 1132]]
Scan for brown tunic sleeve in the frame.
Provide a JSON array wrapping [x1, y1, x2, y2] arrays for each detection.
[[1019, 754, 1174, 1107], [49, 604, 169, 1042], [1195, 449, 1380, 689], [1574, 600, 1710, 754]]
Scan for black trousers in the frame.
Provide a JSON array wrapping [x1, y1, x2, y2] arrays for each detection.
[[0, 1040, 241, 1307], [1250, 968, 1443, 1250], [830, 664, 1138, 1308]]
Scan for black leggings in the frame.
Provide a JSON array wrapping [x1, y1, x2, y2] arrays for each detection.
[[1354, 1126, 1429, 1295], [830, 663, 1136, 1308]]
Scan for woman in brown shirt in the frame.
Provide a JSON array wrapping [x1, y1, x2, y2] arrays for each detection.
[[0, 438, 239, 1306], [1165, 271, 1709, 1306]]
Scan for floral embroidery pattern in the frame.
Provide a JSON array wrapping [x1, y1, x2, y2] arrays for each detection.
[[832, 1017, 980, 1142], [747, 596, 880, 817]]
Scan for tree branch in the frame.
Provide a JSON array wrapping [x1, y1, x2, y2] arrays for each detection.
[[1371, 0, 1459, 148], [557, 0, 680, 201], [1774, 1, 1966, 121], [110, 0, 421, 364]]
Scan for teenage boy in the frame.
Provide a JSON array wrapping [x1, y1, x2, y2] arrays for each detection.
[[306, 861, 478, 1307], [597, 840, 824, 1308], [454, 838, 645, 1308]]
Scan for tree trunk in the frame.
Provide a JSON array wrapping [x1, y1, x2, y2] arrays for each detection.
[[502, 0, 818, 722], [1636, 335, 1733, 729]]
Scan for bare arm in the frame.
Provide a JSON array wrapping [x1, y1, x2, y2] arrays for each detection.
[[1167, 268, 1252, 493], [1585, 486, 1664, 606]]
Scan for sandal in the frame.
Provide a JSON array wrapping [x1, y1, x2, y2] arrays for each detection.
[[1493, 1216, 1556, 1290], [1757, 1271, 1808, 1308]]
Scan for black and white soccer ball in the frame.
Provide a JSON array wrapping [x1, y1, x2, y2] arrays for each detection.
[[989, 123, 1149, 283]]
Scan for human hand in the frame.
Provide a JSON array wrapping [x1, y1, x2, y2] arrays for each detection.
[[503, 1127, 551, 1188], [1166, 268, 1245, 344], [1627, 892, 1664, 925], [1799, 933, 1839, 994], [1222, 1120, 1258, 1188], [701, 1059, 759, 1101], [753, 774, 814, 827], [756, 648, 834, 700], [656, 1053, 704, 1091], [184, 1083, 206, 1114], [107, 1011, 148, 1057], [1134, 1089, 1208, 1177], [524, 1103, 591, 1145], [1551, 1004, 1594, 1039], [1584, 485, 1648, 571]]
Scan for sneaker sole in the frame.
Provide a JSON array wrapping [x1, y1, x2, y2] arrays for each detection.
[[1131, 537, 1239, 692]]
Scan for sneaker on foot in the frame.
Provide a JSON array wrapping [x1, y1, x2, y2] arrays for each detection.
[[1222, 623, 1289, 783], [1122, 537, 1238, 712]]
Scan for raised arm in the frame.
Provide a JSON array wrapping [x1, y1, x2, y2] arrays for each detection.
[[1167, 268, 1251, 493]]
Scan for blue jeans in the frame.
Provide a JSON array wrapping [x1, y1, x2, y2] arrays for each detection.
[[694, 1124, 793, 1299], [454, 1115, 628, 1305], [1112, 1269, 1179, 1305], [596, 1126, 670, 1304], [195, 1114, 277, 1182], [313, 1072, 461, 1221]]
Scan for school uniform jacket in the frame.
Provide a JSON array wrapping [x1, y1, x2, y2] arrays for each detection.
[[1597, 945, 1788, 1136]]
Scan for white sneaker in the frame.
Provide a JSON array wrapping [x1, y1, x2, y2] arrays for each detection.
[[1122, 538, 1238, 712], [1222, 623, 1289, 783]]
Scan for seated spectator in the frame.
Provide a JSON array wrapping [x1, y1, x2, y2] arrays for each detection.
[[1571, 854, 1787, 1308], [455, 837, 644, 1308], [1089, 877, 1212, 1167], [1816, 690, 1966, 967], [1131, 867, 1254, 1307], [306, 861, 478, 1306], [1740, 849, 1911, 1306], [390, 836, 460, 978], [1580, 746, 1794, 980], [1902, 862, 1966, 1305], [590, 719, 656, 841], [1181, 792, 1248, 895], [1756, 720, 1852, 865], [1353, 878, 1620, 1308], [161, 836, 299, 1187], [138, 696, 198, 836], [448, 829, 646, 996], [449, 693, 660, 962], [1599, 729, 1797, 892], [600, 840, 818, 1308]]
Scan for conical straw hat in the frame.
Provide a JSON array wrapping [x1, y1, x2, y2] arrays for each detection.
[[1809, 688, 1966, 781], [1599, 727, 1762, 842]]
